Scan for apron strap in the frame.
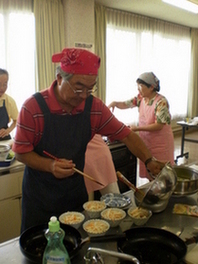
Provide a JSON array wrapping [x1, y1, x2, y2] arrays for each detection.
[[33, 92, 50, 114]]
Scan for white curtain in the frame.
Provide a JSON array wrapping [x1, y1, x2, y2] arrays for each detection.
[[0, 0, 35, 114], [105, 8, 191, 126]]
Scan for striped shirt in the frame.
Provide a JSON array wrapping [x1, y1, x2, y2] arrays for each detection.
[[12, 81, 130, 154]]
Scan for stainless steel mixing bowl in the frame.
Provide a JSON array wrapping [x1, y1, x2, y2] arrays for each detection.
[[0, 144, 10, 161], [173, 165, 198, 196], [135, 163, 177, 213]]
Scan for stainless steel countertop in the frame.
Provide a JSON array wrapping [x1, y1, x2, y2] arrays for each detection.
[[0, 191, 198, 264]]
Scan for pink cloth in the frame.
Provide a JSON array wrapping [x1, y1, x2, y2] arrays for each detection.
[[84, 134, 117, 194], [139, 94, 174, 178]]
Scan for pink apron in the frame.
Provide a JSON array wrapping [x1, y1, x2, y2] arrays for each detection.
[[84, 134, 117, 194], [139, 94, 174, 178]]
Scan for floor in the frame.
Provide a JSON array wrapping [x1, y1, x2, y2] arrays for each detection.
[[174, 129, 198, 165], [137, 129, 198, 187]]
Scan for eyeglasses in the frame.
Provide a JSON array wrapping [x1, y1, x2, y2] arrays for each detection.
[[66, 80, 98, 95]]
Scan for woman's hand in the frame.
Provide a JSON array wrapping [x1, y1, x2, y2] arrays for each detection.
[[0, 128, 9, 138], [108, 101, 116, 112], [130, 125, 139, 132]]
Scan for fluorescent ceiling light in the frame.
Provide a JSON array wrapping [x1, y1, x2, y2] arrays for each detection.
[[162, 0, 198, 14]]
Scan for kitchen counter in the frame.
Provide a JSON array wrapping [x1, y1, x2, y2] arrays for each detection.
[[0, 159, 25, 174], [0, 191, 198, 264], [0, 139, 25, 175], [0, 150, 25, 243]]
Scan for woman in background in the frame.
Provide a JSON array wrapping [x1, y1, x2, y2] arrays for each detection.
[[108, 72, 174, 181], [0, 68, 18, 140]]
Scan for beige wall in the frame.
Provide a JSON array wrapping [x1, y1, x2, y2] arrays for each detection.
[[63, 0, 95, 49]]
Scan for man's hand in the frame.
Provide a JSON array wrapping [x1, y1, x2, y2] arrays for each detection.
[[50, 158, 75, 179], [146, 159, 166, 180]]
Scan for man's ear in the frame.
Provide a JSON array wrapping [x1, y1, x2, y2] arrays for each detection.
[[57, 74, 62, 85]]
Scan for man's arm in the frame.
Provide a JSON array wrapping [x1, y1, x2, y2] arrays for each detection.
[[15, 151, 75, 179], [121, 131, 164, 177]]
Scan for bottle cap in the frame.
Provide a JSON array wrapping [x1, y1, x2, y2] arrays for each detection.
[[48, 216, 60, 232]]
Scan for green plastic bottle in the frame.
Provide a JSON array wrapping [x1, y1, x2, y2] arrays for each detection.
[[42, 216, 71, 264]]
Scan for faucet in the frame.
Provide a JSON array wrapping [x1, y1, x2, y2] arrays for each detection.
[[84, 247, 140, 264]]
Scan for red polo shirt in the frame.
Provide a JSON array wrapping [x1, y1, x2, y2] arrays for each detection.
[[12, 81, 131, 154]]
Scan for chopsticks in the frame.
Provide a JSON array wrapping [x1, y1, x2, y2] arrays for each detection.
[[43, 150, 104, 187], [72, 167, 104, 186]]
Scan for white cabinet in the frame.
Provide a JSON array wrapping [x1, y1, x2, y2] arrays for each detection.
[[0, 165, 24, 243]]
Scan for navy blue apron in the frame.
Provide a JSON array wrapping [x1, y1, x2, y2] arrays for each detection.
[[0, 100, 11, 140], [21, 92, 93, 232]]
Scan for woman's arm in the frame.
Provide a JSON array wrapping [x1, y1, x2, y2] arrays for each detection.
[[108, 101, 130, 112], [131, 122, 164, 132]]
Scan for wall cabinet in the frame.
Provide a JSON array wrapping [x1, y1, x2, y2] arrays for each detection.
[[0, 165, 24, 243]]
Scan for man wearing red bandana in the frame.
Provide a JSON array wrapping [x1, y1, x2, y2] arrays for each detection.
[[13, 48, 165, 232]]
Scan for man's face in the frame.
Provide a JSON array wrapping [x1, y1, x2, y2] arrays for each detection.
[[57, 74, 98, 107], [0, 74, 8, 97]]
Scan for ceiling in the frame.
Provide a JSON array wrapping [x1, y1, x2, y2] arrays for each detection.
[[95, 0, 198, 28]]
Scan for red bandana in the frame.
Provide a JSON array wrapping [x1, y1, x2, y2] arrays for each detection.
[[52, 48, 100, 75]]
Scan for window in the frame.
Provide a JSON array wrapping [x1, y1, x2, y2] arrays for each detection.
[[106, 26, 191, 126], [0, 12, 35, 136]]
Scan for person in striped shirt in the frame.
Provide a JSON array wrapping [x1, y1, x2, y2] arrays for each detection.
[[12, 48, 164, 232]]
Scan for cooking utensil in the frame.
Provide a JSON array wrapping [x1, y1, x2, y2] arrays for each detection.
[[19, 223, 126, 263], [135, 163, 177, 212], [117, 226, 198, 264], [43, 150, 104, 186], [117, 171, 145, 202], [19, 223, 82, 262], [138, 162, 171, 208], [73, 167, 104, 186], [173, 165, 198, 196]]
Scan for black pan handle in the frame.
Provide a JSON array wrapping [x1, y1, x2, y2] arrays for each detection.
[[185, 234, 198, 245], [90, 233, 126, 242]]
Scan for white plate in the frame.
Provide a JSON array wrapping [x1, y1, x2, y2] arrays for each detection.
[[100, 193, 131, 208]]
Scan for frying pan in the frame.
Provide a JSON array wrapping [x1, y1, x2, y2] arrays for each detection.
[[19, 223, 126, 263], [117, 227, 198, 264], [19, 223, 82, 263]]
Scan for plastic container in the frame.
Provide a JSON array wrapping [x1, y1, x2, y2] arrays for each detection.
[[42, 216, 71, 264]]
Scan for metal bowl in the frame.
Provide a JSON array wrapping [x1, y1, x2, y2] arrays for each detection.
[[135, 163, 177, 213], [0, 144, 10, 161], [173, 165, 198, 196]]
